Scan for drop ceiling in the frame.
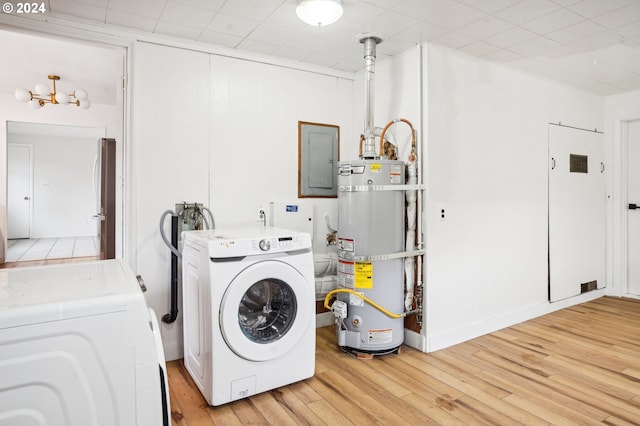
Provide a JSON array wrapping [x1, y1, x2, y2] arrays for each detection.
[[1, 0, 640, 97]]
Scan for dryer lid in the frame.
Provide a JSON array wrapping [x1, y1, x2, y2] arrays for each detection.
[[219, 260, 312, 362]]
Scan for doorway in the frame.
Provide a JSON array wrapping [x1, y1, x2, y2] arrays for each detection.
[[5, 123, 108, 263], [7, 144, 32, 239], [0, 28, 125, 266], [625, 119, 640, 297]]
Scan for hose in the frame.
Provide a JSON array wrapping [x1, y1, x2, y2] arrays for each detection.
[[202, 206, 215, 229], [160, 210, 182, 259], [324, 288, 405, 319], [324, 213, 337, 234]]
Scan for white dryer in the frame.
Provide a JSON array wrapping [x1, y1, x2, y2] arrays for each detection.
[[181, 227, 315, 406], [0, 260, 169, 426]]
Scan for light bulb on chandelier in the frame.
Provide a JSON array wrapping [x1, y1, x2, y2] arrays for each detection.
[[15, 75, 91, 109]]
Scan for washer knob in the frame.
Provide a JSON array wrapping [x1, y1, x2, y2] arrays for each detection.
[[258, 239, 271, 251]]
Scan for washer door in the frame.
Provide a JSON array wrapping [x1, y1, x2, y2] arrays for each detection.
[[220, 260, 312, 362]]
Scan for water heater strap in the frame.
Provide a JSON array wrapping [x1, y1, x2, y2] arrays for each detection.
[[339, 249, 425, 262], [338, 183, 425, 192]]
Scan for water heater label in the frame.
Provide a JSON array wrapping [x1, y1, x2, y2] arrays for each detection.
[[390, 164, 402, 184], [354, 262, 373, 289], [370, 163, 382, 173], [338, 238, 354, 252], [338, 260, 354, 289], [368, 329, 393, 345]]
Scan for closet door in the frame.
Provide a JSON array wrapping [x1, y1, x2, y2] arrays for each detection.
[[7, 144, 32, 239], [548, 124, 605, 302]]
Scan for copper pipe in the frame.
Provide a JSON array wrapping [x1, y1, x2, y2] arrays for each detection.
[[379, 118, 416, 159]]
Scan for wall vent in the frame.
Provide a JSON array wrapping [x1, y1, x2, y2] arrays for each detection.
[[570, 154, 588, 173], [580, 280, 597, 293]]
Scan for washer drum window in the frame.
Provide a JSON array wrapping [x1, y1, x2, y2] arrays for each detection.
[[238, 279, 297, 344]]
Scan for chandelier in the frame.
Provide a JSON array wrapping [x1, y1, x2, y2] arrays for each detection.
[[15, 75, 91, 109]]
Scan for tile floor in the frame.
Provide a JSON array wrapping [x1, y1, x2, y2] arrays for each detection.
[[6, 237, 100, 262]]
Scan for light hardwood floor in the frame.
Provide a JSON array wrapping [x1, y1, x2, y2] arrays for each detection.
[[168, 296, 640, 425]]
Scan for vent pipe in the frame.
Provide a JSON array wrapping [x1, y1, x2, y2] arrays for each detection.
[[358, 33, 383, 159]]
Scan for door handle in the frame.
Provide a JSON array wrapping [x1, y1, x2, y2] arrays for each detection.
[[629, 204, 638, 210], [24, 196, 30, 200], [92, 213, 107, 221]]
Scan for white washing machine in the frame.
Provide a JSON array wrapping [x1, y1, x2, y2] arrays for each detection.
[[0, 260, 169, 426], [181, 227, 316, 406]]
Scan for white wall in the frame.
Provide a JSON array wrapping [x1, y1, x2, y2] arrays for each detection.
[[131, 42, 354, 360], [130, 42, 210, 362], [208, 54, 353, 255], [423, 44, 605, 351], [604, 90, 640, 297], [0, 94, 119, 261], [8, 133, 99, 238]]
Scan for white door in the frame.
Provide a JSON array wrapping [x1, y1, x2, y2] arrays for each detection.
[[549, 124, 605, 302], [7, 144, 32, 239], [626, 119, 640, 296]]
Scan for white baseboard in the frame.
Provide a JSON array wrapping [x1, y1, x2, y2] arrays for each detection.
[[404, 328, 427, 352], [426, 289, 605, 353]]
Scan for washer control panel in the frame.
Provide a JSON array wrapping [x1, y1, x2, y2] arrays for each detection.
[[202, 228, 311, 258], [252, 236, 299, 253]]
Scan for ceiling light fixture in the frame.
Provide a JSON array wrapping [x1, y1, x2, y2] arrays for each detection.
[[15, 75, 91, 109], [296, 0, 343, 27]]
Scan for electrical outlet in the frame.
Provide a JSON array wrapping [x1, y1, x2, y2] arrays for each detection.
[[256, 207, 266, 225]]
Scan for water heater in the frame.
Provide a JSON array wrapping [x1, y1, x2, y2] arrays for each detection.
[[324, 33, 423, 357], [336, 159, 405, 354]]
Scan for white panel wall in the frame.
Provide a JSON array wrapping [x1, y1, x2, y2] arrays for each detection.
[[130, 42, 211, 361], [423, 44, 604, 351], [131, 42, 354, 360], [208, 55, 353, 254]]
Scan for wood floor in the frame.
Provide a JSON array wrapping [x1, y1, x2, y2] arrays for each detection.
[[168, 296, 640, 425]]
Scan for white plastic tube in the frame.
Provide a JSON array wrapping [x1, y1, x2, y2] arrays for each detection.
[[404, 159, 417, 311]]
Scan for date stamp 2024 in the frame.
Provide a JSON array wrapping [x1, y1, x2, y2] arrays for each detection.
[[3, 2, 47, 14]]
